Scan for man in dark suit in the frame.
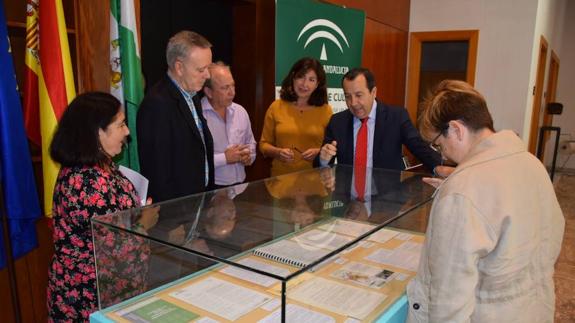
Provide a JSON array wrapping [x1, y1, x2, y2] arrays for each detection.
[[315, 67, 441, 173], [138, 31, 215, 202]]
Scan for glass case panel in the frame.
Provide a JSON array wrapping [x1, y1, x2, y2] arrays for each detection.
[[91, 165, 435, 322]]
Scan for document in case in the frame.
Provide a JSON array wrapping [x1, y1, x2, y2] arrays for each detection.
[[169, 277, 272, 321], [253, 239, 331, 268], [116, 297, 198, 323], [318, 219, 376, 238], [219, 257, 290, 287], [330, 261, 396, 289], [367, 228, 399, 244], [365, 241, 422, 272], [289, 277, 386, 320], [119, 165, 149, 206], [292, 229, 354, 251], [258, 304, 335, 323]]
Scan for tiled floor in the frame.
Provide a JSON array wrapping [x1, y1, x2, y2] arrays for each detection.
[[554, 172, 575, 322]]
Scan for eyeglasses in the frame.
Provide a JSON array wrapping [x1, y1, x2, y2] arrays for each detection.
[[429, 132, 443, 153]]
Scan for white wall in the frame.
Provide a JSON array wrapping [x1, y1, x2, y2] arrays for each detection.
[[409, 0, 572, 169], [410, 0, 538, 138], [552, 0, 575, 169]]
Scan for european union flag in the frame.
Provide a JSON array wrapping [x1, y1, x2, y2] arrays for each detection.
[[0, 3, 41, 269]]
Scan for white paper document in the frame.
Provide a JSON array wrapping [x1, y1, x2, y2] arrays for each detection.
[[365, 241, 423, 272], [293, 229, 354, 251], [395, 232, 414, 241], [169, 277, 272, 321], [258, 304, 335, 323], [195, 318, 220, 323], [289, 277, 386, 320], [318, 219, 376, 238], [260, 298, 281, 311], [119, 165, 148, 206], [219, 258, 290, 287], [367, 228, 399, 244]]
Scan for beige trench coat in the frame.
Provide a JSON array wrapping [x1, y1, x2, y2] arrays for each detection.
[[407, 130, 565, 323]]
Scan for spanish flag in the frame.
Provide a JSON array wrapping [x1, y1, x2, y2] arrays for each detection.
[[24, 0, 76, 216]]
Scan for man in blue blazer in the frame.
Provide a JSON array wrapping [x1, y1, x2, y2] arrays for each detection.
[[315, 68, 441, 173], [138, 31, 215, 203]]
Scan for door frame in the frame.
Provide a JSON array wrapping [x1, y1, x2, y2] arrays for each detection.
[[528, 35, 548, 154], [406, 30, 479, 123], [538, 50, 560, 162]]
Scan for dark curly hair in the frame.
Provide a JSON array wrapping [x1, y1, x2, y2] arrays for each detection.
[[279, 57, 327, 106], [50, 92, 122, 167]]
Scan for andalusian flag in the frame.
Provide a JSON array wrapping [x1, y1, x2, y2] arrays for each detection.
[[25, 0, 76, 216], [110, 0, 144, 171]]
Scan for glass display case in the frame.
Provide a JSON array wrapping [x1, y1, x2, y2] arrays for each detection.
[[89, 165, 435, 323]]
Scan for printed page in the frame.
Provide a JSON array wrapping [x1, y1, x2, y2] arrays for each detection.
[[318, 219, 376, 238], [219, 258, 290, 287], [119, 165, 149, 206], [258, 304, 335, 323], [289, 277, 386, 320], [169, 277, 272, 321], [365, 241, 422, 272], [367, 228, 399, 244]]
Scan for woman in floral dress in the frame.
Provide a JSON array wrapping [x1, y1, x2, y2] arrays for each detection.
[[47, 92, 155, 322]]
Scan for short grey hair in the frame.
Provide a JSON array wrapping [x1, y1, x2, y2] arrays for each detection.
[[204, 61, 230, 89], [166, 30, 212, 69]]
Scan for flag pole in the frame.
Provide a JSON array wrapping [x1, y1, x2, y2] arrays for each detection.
[[0, 179, 22, 323]]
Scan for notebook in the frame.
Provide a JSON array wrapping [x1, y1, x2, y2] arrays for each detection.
[[252, 239, 331, 268]]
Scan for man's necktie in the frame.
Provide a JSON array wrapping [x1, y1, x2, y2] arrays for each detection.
[[354, 118, 368, 201]]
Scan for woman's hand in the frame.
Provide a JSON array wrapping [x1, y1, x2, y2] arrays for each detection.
[[276, 147, 295, 162], [301, 148, 320, 161], [422, 166, 455, 188], [422, 177, 444, 189]]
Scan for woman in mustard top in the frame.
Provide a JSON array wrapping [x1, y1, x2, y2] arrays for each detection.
[[260, 57, 333, 176]]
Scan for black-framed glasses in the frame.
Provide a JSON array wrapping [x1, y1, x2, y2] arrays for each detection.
[[429, 132, 444, 153]]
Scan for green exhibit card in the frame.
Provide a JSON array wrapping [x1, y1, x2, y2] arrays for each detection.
[[119, 298, 199, 323]]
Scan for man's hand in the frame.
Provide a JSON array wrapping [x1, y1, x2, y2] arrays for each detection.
[[319, 167, 336, 193], [239, 145, 252, 165], [225, 144, 244, 164], [320, 141, 337, 163]]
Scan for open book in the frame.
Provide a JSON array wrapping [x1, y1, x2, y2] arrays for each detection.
[[252, 239, 331, 268]]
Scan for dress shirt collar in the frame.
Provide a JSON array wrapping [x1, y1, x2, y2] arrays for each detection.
[[167, 73, 197, 99], [353, 99, 377, 123], [201, 96, 235, 116]]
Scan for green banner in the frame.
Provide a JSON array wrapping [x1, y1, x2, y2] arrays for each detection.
[[276, 0, 365, 113]]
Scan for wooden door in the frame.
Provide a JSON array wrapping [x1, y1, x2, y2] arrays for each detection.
[[406, 30, 478, 124], [539, 50, 560, 162], [528, 36, 548, 154]]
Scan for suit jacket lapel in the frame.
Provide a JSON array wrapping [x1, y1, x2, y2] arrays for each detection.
[[343, 111, 355, 165], [373, 101, 387, 165]]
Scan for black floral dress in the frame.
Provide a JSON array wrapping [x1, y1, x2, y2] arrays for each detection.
[[47, 164, 149, 322]]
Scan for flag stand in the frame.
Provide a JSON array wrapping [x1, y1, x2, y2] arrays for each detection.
[[0, 182, 22, 323]]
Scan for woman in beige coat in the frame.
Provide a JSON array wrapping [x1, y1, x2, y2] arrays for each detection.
[[407, 80, 565, 322]]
